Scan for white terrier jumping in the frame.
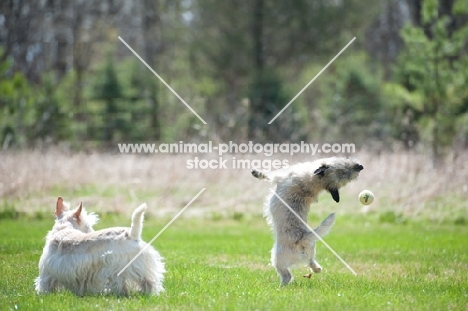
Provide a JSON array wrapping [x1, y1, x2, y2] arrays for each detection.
[[35, 197, 165, 296], [252, 157, 363, 285]]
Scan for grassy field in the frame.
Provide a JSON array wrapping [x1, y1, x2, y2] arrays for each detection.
[[0, 151, 467, 310], [1, 212, 467, 310]]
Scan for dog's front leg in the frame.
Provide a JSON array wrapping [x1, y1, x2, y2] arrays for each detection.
[[34, 275, 58, 293]]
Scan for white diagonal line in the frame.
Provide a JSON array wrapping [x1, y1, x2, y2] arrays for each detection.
[[117, 188, 206, 276], [268, 37, 356, 124], [118, 36, 207, 125], [271, 190, 357, 275]]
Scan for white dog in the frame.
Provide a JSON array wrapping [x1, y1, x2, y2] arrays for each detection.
[[252, 157, 363, 285], [35, 197, 165, 296]]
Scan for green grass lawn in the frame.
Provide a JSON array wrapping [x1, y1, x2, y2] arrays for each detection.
[[0, 213, 467, 310]]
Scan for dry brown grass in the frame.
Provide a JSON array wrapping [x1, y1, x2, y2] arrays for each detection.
[[0, 149, 467, 221]]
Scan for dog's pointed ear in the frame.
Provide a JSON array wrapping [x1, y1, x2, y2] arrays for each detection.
[[73, 202, 83, 220], [329, 188, 340, 203], [314, 165, 329, 176], [55, 197, 66, 217]]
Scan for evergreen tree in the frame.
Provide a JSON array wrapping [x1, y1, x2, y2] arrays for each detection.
[[385, 0, 468, 161], [0, 52, 34, 148], [91, 54, 125, 144]]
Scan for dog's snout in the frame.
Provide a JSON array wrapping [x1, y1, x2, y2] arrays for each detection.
[[355, 164, 364, 171]]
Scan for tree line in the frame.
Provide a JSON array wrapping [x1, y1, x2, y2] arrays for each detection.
[[0, 0, 467, 161]]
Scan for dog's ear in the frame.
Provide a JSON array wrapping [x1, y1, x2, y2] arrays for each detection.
[[314, 165, 329, 176], [73, 202, 83, 222], [55, 197, 66, 217]]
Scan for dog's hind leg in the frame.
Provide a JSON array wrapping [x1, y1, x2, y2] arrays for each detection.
[[307, 243, 322, 273], [300, 242, 322, 278], [140, 279, 155, 294], [300, 213, 335, 277], [303, 262, 322, 278], [276, 266, 293, 286], [272, 246, 293, 285], [73, 280, 87, 296], [108, 275, 129, 296], [309, 260, 322, 273]]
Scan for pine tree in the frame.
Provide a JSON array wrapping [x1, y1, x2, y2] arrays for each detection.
[[91, 54, 124, 144], [385, 0, 468, 163]]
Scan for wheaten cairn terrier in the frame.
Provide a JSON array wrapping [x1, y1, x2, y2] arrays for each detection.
[[252, 157, 363, 285], [35, 197, 165, 296]]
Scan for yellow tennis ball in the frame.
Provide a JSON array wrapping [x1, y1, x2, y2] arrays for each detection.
[[359, 190, 374, 205]]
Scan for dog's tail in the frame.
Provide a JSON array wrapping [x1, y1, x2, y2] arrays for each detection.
[[312, 213, 336, 238], [130, 203, 147, 240], [251, 169, 270, 180]]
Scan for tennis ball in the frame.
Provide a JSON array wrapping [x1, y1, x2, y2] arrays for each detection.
[[359, 190, 374, 205]]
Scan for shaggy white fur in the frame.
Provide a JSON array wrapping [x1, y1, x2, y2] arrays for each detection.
[[35, 197, 165, 296], [252, 157, 363, 285]]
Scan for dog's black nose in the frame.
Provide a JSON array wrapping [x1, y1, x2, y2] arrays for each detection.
[[355, 164, 364, 171]]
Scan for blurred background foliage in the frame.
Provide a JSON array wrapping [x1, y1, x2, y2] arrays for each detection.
[[0, 0, 467, 161]]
